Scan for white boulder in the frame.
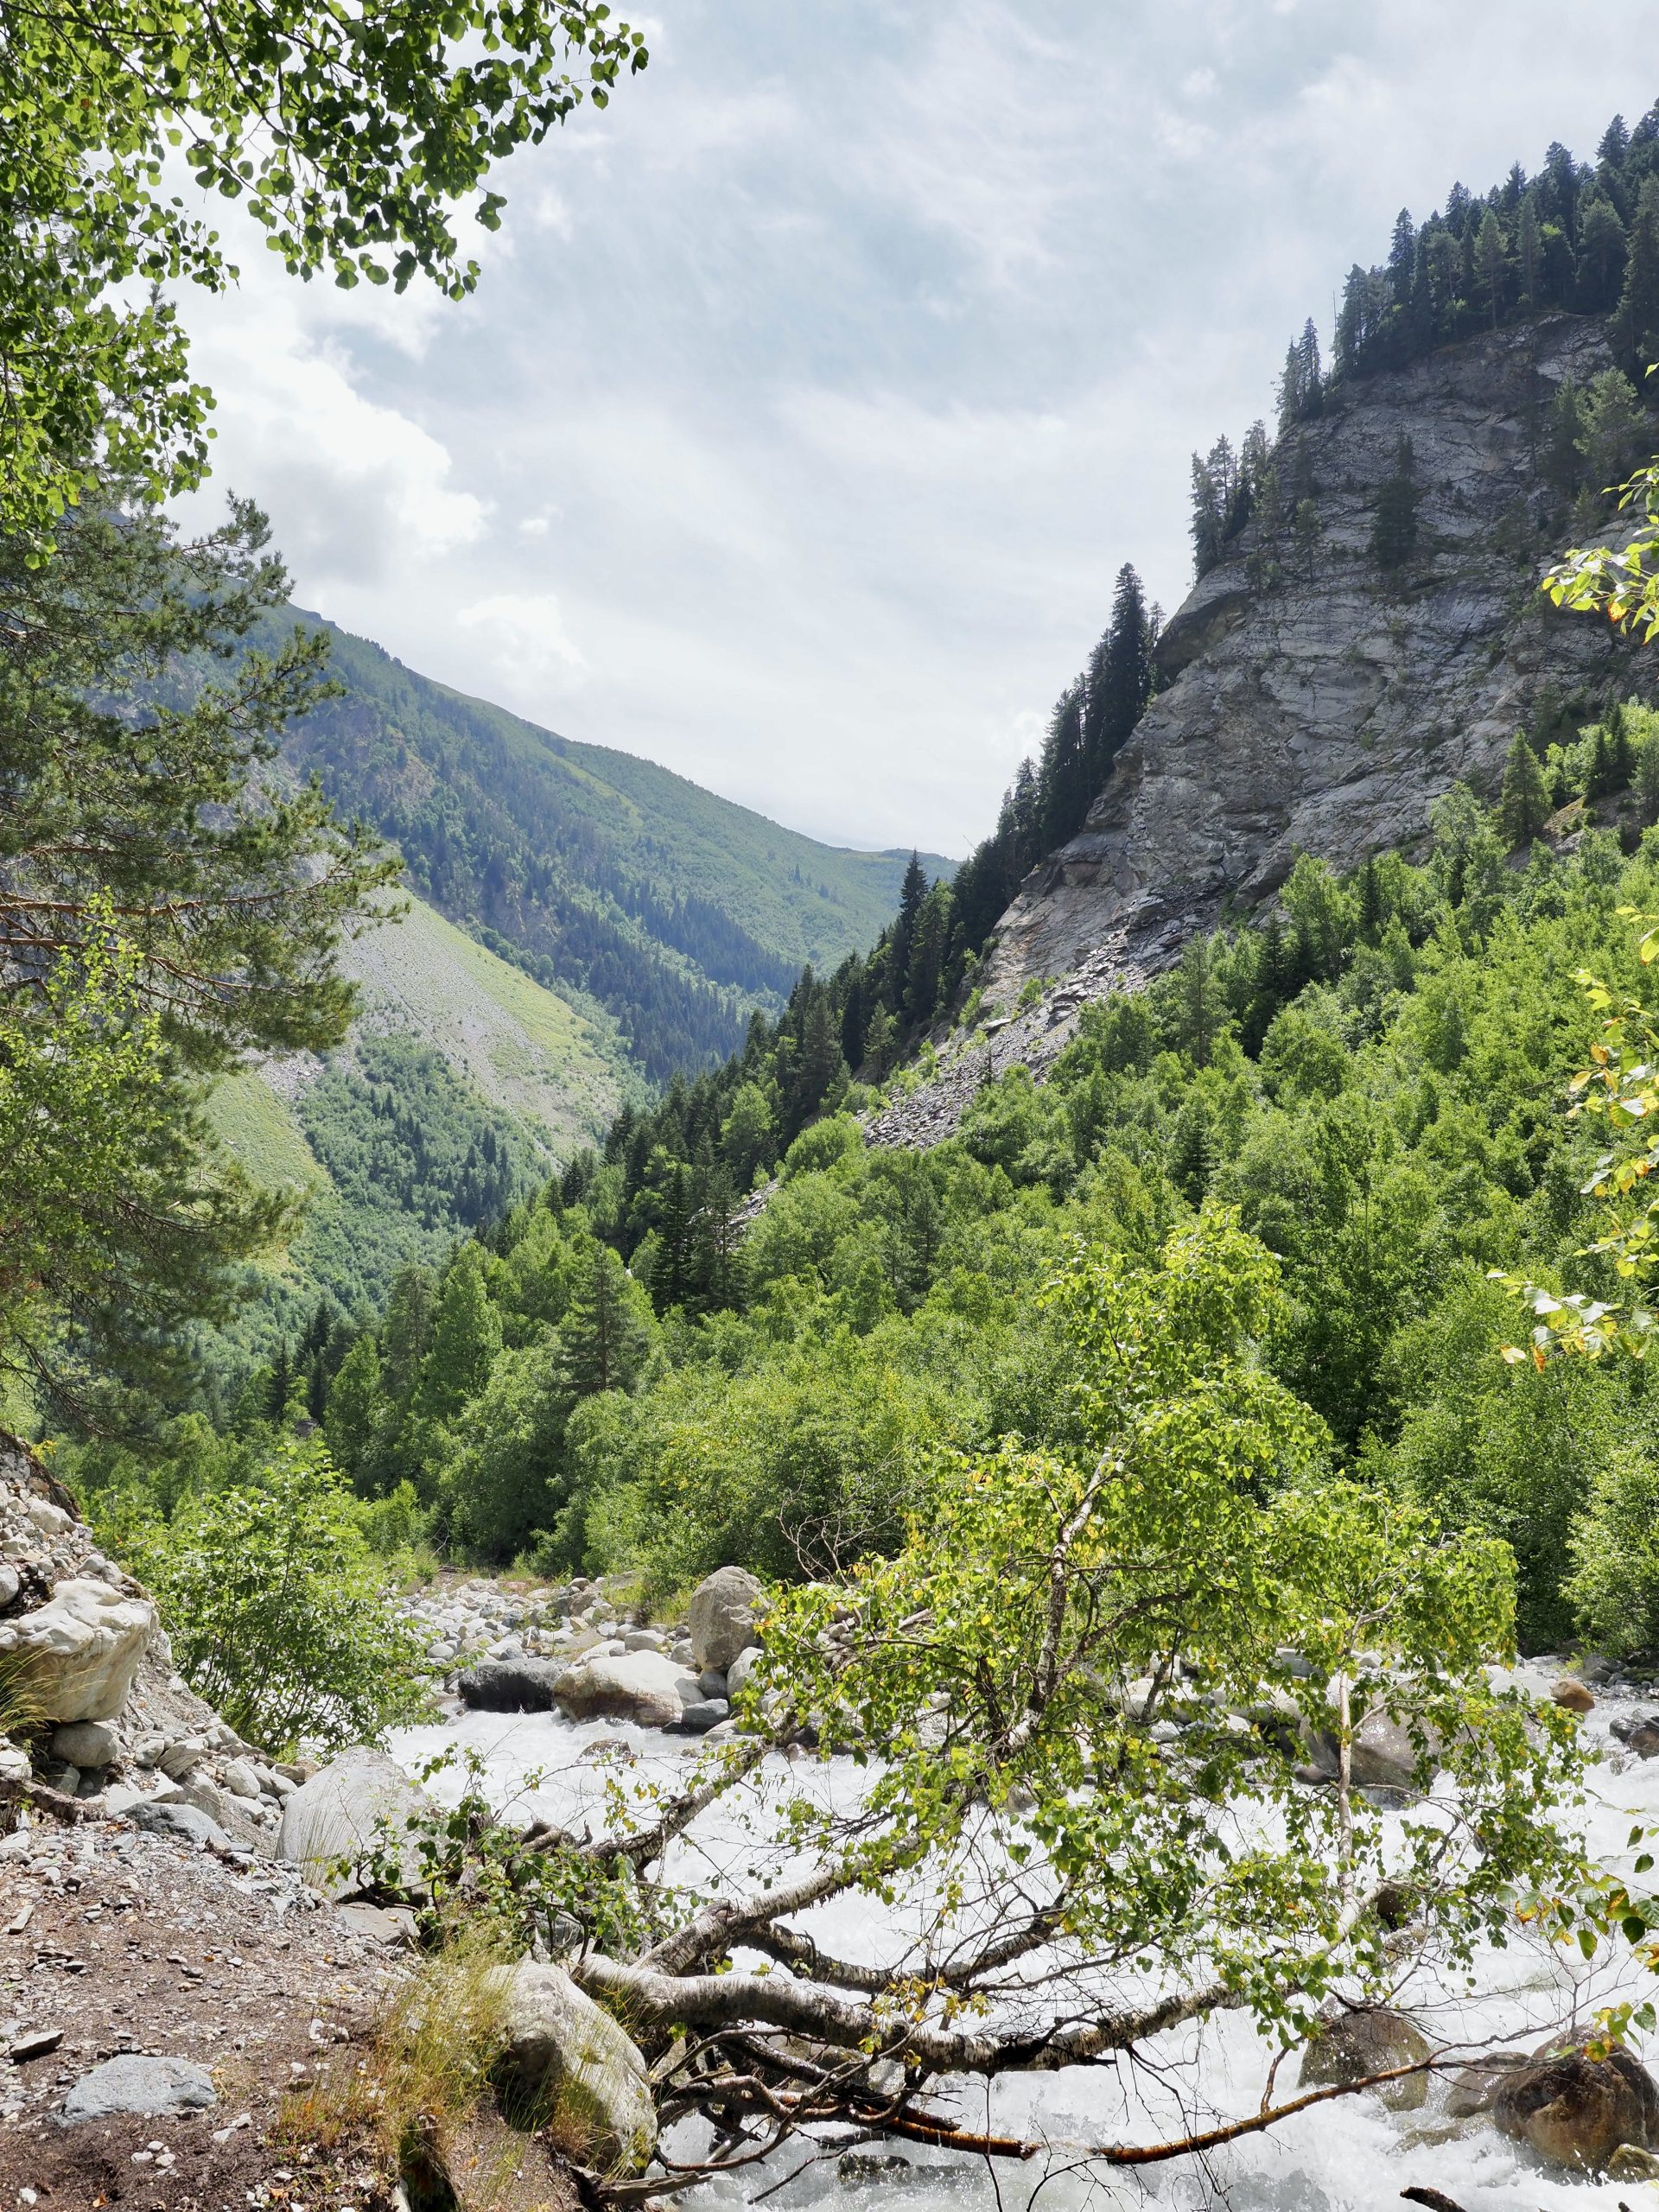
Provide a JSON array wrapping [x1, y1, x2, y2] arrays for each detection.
[[555, 1650, 684, 1730], [686, 1567, 763, 1673], [0, 1578, 155, 1722], [277, 1746, 433, 1898], [486, 1960, 658, 2175]]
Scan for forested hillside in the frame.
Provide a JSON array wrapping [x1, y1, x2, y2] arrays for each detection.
[[82, 709, 1659, 1664], [200, 890, 633, 1382], [269, 611, 954, 1080]]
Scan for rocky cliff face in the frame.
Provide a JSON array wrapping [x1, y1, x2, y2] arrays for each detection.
[[983, 314, 1656, 1005]]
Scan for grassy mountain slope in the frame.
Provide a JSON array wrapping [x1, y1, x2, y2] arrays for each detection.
[[272, 610, 955, 1080], [204, 890, 632, 1351]]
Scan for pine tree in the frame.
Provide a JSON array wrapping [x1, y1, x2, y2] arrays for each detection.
[[1543, 377, 1586, 495], [325, 1334, 386, 1488], [265, 1338, 294, 1425], [561, 1243, 648, 1398], [1578, 192, 1628, 311], [889, 852, 928, 1006], [1177, 935, 1217, 1068], [381, 1264, 437, 1413], [1497, 732, 1551, 849], [1634, 730, 1659, 826], [1516, 190, 1541, 311], [1083, 564, 1154, 787], [1579, 368, 1644, 493], [416, 1243, 501, 1422], [1189, 451, 1224, 577], [1369, 436, 1421, 571], [1039, 679, 1089, 847], [1475, 207, 1507, 327], [1612, 174, 1659, 376]]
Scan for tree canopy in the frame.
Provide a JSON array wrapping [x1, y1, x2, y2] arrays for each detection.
[[0, 0, 647, 534]]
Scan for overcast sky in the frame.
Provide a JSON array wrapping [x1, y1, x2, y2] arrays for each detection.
[[177, 5, 1652, 855]]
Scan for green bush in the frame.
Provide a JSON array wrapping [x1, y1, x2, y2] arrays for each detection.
[[124, 1444, 430, 1753], [1566, 1448, 1659, 1659]]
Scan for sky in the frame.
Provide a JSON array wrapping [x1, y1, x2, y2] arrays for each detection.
[[175, 4, 1654, 856]]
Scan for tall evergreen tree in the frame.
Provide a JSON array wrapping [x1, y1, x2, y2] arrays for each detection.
[[1578, 191, 1629, 311], [1039, 679, 1090, 847], [1475, 206, 1507, 327], [1613, 175, 1659, 375], [1497, 732, 1552, 849], [561, 1243, 648, 1398], [416, 1244, 501, 1423], [1369, 436, 1421, 571], [1516, 189, 1542, 311]]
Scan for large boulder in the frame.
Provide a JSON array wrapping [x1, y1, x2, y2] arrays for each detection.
[[484, 1961, 657, 2176], [276, 1747, 433, 1898], [1298, 2004, 1433, 2112], [0, 1578, 155, 1722], [1445, 2049, 1530, 2118], [1492, 2041, 1659, 2171], [61, 2055, 216, 2124], [456, 1657, 569, 1713], [686, 1567, 763, 1673], [554, 1650, 685, 1730]]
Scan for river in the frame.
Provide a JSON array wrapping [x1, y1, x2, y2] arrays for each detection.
[[391, 1662, 1659, 2212]]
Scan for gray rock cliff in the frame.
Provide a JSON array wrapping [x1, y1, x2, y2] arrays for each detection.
[[984, 314, 1656, 1006]]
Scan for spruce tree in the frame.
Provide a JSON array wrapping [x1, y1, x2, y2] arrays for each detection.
[[1474, 207, 1507, 327], [1039, 680, 1089, 847], [415, 1244, 501, 1423], [1497, 732, 1551, 849], [265, 1339, 295, 1425], [1543, 377, 1586, 495], [889, 853, 928, 1006], [1516, 190, 1541, 311], [325, 1335, 386, 1488], [1612, 175, 1659, 376], [1189, 451, 1224, 577], [1369, 437, 1421, 571], [1577, 192, 1628, 311], [561, 1243, 648, 1398]]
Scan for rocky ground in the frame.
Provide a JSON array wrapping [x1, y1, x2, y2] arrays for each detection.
[[0, 1808, 404, 2209]]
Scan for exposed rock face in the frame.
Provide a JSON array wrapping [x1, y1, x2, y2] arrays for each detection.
[[1297, 2003, 1433, 2112], [984, 315, 1655, 1007], [0, 1577, 156, 1724]]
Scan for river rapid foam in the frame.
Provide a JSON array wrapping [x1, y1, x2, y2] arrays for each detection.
[[391, 1661, 1659, 2212]]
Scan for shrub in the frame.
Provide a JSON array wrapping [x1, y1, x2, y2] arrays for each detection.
[[1567, 1448, 1659, 1658], [125, 1444, 430, 1753]]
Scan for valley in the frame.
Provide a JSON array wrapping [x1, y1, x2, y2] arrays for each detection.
[[9, 27, 1659, 2212]]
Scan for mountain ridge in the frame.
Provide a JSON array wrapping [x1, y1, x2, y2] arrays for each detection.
[[269, 609, 956, 1081], [982, 311, 1657, 1008]]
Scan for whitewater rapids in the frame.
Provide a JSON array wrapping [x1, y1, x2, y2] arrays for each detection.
[[391, 1661, 1659, 2212]]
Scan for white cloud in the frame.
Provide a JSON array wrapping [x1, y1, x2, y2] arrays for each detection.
[[457, 593, 588, 682], [167, 0, 1652, 851]]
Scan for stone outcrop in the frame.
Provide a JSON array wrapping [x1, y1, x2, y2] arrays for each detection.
[[982, 315, 1656, 1009], [1492, 2039, 1659, 2171], [552, 1649, 685, 1730], [0, 1577, 156, 1724], [1297, 2003, 1433, 2112]]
